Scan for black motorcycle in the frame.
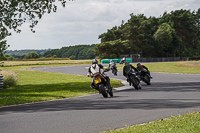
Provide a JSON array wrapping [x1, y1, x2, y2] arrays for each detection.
[[120, 59, 125, 64], [90, 69, 113, 98], [111, 66, 118, 76], [128, 71, 141, 90], [138, 70, 151, 85]]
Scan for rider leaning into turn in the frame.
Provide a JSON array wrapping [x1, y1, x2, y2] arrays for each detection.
[[123, 61, 139, 86], [108, 60, 116, 68], [88, 59, 112, 90], [136, 62, 152, 78]]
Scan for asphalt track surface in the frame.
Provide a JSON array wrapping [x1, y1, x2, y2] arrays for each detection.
[[0, 64, 200, 133]]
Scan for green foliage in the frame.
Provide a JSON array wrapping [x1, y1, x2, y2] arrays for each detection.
[[99, 26, 122, 43], [153, 23, 178, 57], [4, 54, 10, 58], [97, 8, 200, 58], [44, 44, 96, 59], [7, 56, 15, 61], [1, 70, 18, 88], [69, 55, 76, 60], [104, 112, 200, 133], [0, 0, 72, 58], [24, 52, 39, 59], [6, 49, 50, 58], [0, 41, 9, 60], [95, 39, 130, 59]]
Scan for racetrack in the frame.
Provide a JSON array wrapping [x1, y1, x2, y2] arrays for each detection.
[[0, 64, 200, 133]]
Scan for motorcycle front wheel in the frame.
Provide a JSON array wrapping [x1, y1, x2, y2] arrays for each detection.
[[130, 76, 141, 90], [99, 84, 108, 98]]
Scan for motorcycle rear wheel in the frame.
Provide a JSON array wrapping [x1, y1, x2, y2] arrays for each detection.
[[144, 75, 151, 85]]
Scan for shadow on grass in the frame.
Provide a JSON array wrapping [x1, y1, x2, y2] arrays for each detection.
[[0, 81, 200, 115], [0, 81, 97, 105]]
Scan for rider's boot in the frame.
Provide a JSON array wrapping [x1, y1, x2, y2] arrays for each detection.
[[109, 86, 113, 92], [127, 77, 131, 86], [90, 83, 99, 91], [138, 83, 142, 89]]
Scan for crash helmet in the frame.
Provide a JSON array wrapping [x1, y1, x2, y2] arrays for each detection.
[[137, 62, 141, 66], [92, 59, 98, 64], [110, 60, 113, 63], [125, 61, 130, 66]]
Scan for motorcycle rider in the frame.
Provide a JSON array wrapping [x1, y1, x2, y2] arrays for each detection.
[[109, 60, 117, 75], [123, 61, 139, 86], [136, 62, 152, 78], [88, 59, 112, 91], [120, 57, 126, 64], [108, 60, 116, 68]]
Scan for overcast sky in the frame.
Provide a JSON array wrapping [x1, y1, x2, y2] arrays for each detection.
[[6, 0, 199, 50]]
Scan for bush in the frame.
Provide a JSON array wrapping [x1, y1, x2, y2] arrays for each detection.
[[1, 70, 18, 88], [69, 55, 76, 60], [7, 56, 14, 61], [24, 52, 39, 59]]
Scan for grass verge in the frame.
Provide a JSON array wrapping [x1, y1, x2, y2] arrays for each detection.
[[103, 111, 200, 133], [0, 59, 92, 67], [0, 69, 123, 107], [117, 61, 200, 74]]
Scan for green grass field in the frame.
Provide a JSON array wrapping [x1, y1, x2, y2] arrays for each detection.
[[0, 59, 92, 67], [102, 111, 200, 133], [0, 70, 123, 106], [117, 61, 200, 74]]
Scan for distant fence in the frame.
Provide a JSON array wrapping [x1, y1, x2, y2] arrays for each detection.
[[101, 57, 199, 64], [101, 58, 132, 64], [132, 57, 189, 63]]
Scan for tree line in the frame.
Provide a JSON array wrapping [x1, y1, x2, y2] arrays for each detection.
[[6, 49, 50, 57], [44, 44, 96, 59], [95, 9, 200, 59], [4, 45, 96, 60], [4, 49, 49, 60]]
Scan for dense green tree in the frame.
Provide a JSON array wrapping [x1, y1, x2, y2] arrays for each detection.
[[121, 14, 147, 54], [96, 8, 200, 58], [161, 9, 198, 56], [44, 44, 96, 59], [24, 52, 39, 59], [7, 56, 15, 61], [94, 39, 130, 59], [6, 49, 50, 57], [0, 41, 9, 60], [69, 55, 75, 60], [154, 23, 174, 57], [98, 26, 122, 43]]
